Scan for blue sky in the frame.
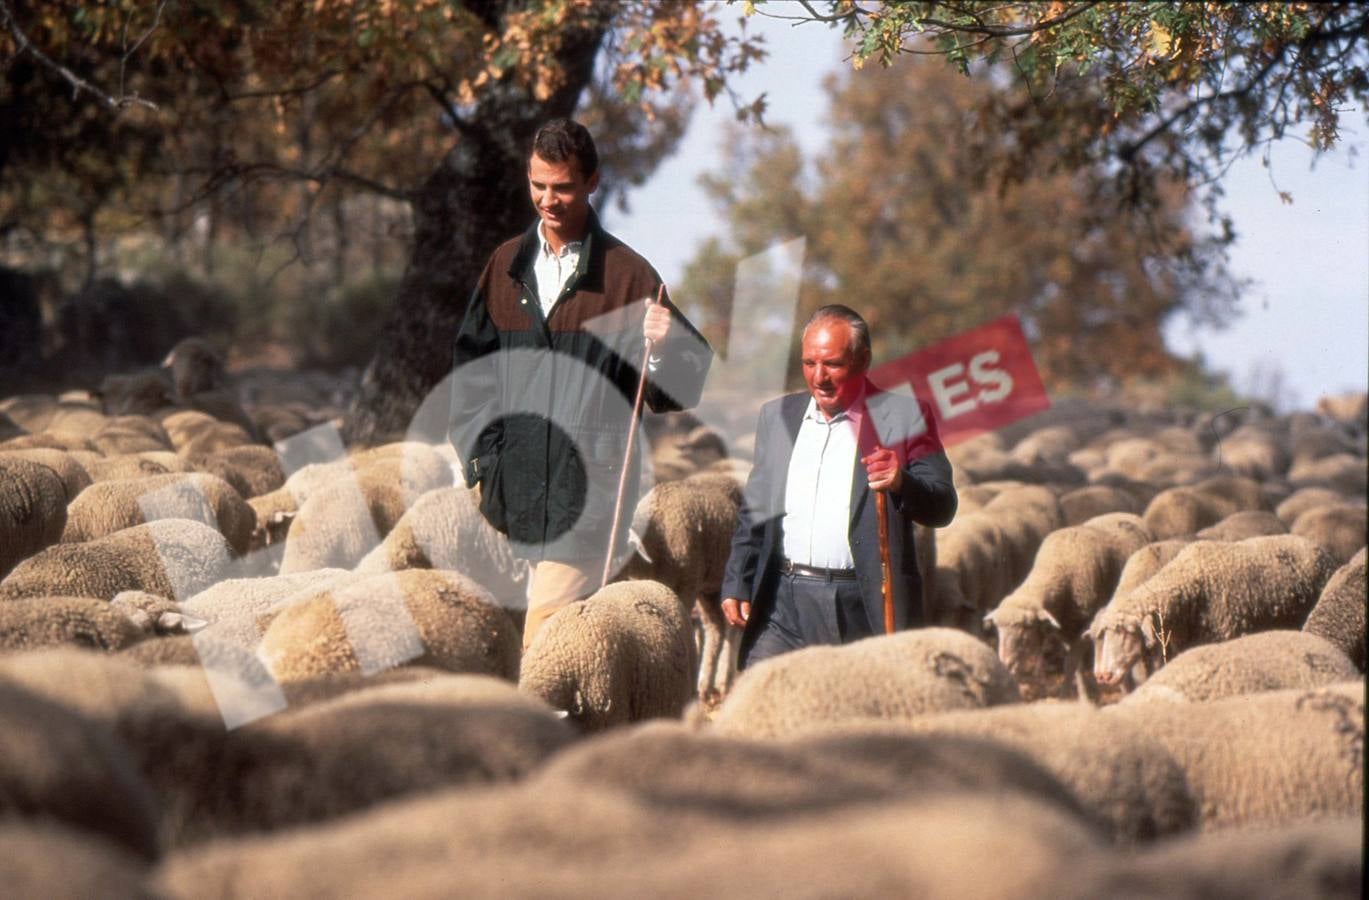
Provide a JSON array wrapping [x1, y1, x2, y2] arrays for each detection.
[[605, 8, 1368, 412]]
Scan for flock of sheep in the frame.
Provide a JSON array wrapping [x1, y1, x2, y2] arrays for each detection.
[[0, 339, 1364, 898]]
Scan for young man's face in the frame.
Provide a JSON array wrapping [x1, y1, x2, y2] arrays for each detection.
[[528, 152, 599, 244], [801, 319, 869, 418]]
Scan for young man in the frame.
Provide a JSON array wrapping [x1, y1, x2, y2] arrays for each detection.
[[449, 118, 712, 649], [720, 305, 957, 667]]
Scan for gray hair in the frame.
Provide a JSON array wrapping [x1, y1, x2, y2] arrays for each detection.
[[803, 304, 871, 360]]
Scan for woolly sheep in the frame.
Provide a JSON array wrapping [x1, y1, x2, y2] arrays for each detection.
[[1276, 486, 1357, 526], [0, 675, 159, 860], [0, 456, 68, 578], [1291, 423, 1361, 466], [1315, 391, 1368, 430], [930, 512, 1013, 630], [0, 821, 156, 899], [0, 430, 95, 453], [159, 409, 257, 456], [1103, 682, 1363, 830], [1061, 818, 1362, 900], [61, 470, 254, 554], [0, 447, 91, 501], [1010, 425, 1080, 465], [1213, 425, 1288, 481], [1303, 547, 1366, 670], [1135, 454, 1218, 487], [163, 337, 226, 399], [835, 701, 1196, 843], [519, 579, 694, 732], [181, 444, 285, 500], [0, 593, 203, 653], [95, 371, 175, 417], [1193, 509, 1287, 541], [1142, 486, 1239, 539], [1110, 538, 1192, 601], [711, 627, 1020, 739], [1085, 471, 1160, 507], [1291, 503, 1366, 565], [618, 477, 740, 701], [1089, 535, 1339, 687], [258, 568, 520, 686], [1120, 630, 1359, 704], [1191, 474, 1270, 511], [1288, 452, 1366, 496], [81, 451, 191, 483], [1059, 485, 1139, 526], [355, 485, 530, 611], [984, 513, 1152, 679], [0, 394, 59, 432], [0, 518, 233, 602], [152, 740, 1101, 899], [89, 414, 173, 456], [980, 485, 1064, 589], [43, 402, 108, 438]]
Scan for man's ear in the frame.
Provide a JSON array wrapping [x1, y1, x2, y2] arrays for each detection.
[[586, 169, 600, 194]]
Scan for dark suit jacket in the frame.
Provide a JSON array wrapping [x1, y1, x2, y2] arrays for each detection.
[[720, 383, 957, 667]]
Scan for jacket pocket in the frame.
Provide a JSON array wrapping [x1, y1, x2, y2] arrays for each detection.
[[475, 451, 509, 535]]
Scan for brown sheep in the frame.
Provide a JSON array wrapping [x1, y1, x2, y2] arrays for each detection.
[[1302, 547, 1366, 670], [0, 456, 68, 578], [1291, 503, 1367, 565], [60, 471, 254, 555]]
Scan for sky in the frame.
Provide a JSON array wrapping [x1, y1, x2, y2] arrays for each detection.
[[604, 7, 1369, 413]]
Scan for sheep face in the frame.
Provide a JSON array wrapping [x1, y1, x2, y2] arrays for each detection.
[[1093, 624, 1143, 686], [985, 610, 1059, 677]]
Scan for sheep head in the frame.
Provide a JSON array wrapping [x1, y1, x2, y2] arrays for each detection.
[[111, 590, 210, 636], [984, 607, 1061, 676], [1092, 619, 1145, 686]]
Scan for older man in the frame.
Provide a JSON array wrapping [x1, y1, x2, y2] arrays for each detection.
[[720, 305, 957, 667], [449, 118, 711, 649]]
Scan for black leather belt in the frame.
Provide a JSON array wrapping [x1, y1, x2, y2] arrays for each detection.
[[781, 558, 859, 581]]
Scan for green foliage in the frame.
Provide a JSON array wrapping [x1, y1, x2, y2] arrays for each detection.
[[288, 270, 403, 370]]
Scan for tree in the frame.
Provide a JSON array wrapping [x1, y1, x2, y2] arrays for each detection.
[[758, 2, 1369, 215], [681, 60, 1242, 388], [0, 1, 766, 439]]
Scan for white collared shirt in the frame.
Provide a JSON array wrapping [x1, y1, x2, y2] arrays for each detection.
[[782, 393, 865, 568], [532, 222, 582, 318]]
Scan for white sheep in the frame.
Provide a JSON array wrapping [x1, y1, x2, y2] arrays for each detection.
[[257, 568, 520, 686], [984, 512, 1152, 681], [1119, 630, 1359, 704], [519, 579, 695, 732], [1142, 485, 1239, 539], [1103, 682, 1363, 830], [1276, 486, 1355, 526], [1288, 452, 1366, 496], [1089, 535, 1339, 688], [0, 820, 156, 898], [1303, 547, 1366, 671], [711, 627, 1020, 739]]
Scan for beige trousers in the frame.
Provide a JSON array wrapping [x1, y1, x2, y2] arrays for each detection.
[[523, 559, 598, 651]]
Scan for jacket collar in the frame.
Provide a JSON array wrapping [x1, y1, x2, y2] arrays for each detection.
[[508, 207, 603, 288]]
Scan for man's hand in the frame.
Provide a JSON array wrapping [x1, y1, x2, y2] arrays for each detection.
[[644, 300, 671, 343], [722, 597, 750, 628], [861, 446, 904, 492]]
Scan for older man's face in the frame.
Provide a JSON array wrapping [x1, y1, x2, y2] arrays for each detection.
[[801, 319, 868, 418]]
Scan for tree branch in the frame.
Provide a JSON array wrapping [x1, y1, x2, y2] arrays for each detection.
[[0, 0, 159, 112]]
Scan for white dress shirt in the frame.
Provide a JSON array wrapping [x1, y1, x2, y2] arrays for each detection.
[[782, 391, 865, 568], [532, 223, 582, 318]]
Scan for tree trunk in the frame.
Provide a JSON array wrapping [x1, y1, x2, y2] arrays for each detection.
[[342, 9, 612, 445]]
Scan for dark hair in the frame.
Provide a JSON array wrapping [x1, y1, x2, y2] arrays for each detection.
[[804, 304, 871, 360], [530, 118, 599, 179]]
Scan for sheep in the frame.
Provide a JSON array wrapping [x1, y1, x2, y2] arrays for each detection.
[[0, 593, 203, 653], [81, 451, 192, 483], [1103, 682, 1363, 830], [0, 675, 159, 860], [1291, 503, 1366, 565], [827, 701, 1197, 843], [0, 447, 91, 502], [1062, 818, 1362, 900], [984, 513, 1152, 681], [152, 738, 1103, 899], [1, 519, 233, 602], [1010, 425, 1080, 466], [1190, 474, 1270, 511], [0, 821, 156, 899], [176, 569, 358, 653], [1288, 452, 1367, 496], [1303, 547, 1366, 671], [1193, 509, 1287, 541], [0, 393, 59, 432], [257, 568, 521, 687], [354, 485, 530, 611], [711, 627, 1020, 739], [1110, 538, 1192, 602], [159, 409, 257, 456], [43, 402, 108, 439], [618, 477, 740, 701], [0, 430, 95, 453], [1213, 425, 1288, 481], [1276, 486, 1357, 526], [980, 485, 1065, 589], [1089, 535, 1339, 688], [1142, 486, 1239, 539], [1316, 390, 1368, 430], [89, 414, 173, 456], [60, 471, 254, 555], [163, 336, 226, 398], [519, 579, 694, 732], [180, 444, 285, 500], [929, 512, 1013, 630], [1085, 471, 1160, 507], [0, 456, 68, 578], [1059, 485, 1139, 526], [1120, 631, 1359, 704], [0, 648, 573, 848], [1135, 454, 1218, 487]]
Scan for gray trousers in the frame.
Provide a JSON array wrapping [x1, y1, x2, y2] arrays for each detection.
[[747, 571, 874, 666]]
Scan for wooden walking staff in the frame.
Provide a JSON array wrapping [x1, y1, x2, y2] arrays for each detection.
[[601, 283, 666, 588], [875, 487, 895, 634]]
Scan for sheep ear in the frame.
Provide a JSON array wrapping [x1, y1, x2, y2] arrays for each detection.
[[1139, 616, 1159, 649], [627, 528, 652, 564], [981, 610, 997, 632], [161, 349, 177, 367], [158, 611, 209, 635], [1038, 609, 1062, 631]]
